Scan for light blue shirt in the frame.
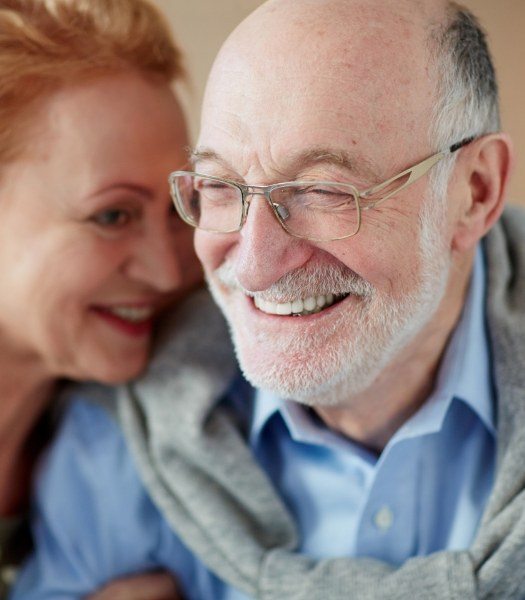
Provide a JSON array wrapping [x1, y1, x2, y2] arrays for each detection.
[[13, 249, 495, 600]]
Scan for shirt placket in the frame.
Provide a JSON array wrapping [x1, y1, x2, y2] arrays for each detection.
[[355, 438, 421, 565]]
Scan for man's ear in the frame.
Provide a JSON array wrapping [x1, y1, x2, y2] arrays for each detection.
[[451, 133, 514, 253]]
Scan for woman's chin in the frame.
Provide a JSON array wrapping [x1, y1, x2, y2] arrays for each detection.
[[76, 353, 150, 385]]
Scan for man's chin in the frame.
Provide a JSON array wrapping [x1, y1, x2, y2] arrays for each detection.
[[231, 334, 364, 405], [237, 358, 374, 406]]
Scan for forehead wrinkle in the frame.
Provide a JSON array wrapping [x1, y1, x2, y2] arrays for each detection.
[[289, 148, 381, 181], [190, 146, 380, 184]]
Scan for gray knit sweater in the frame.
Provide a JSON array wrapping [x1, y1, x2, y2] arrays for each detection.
[[109, 206, 525, 600]]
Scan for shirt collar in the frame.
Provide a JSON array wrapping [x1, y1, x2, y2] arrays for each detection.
[[418, 245, 495, 435], [251, 245, 495, 448]]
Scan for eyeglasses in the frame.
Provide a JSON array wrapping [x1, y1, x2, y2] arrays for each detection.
[[169, 138, 473, 242]]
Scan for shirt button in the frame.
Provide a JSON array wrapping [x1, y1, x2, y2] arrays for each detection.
[[373, 505, 394, 531]]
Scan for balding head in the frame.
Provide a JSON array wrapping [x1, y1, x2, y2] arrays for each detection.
[[221, 0, 448, 61], [200, 0, 454, 180], [201, 0, 498, 172]]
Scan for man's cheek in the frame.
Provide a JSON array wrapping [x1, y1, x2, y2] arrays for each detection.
[[195, 233, 226, 271], [194, 237, 214, 271]]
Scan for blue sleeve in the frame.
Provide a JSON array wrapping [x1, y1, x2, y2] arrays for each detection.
[[11, 398, 181, 599]]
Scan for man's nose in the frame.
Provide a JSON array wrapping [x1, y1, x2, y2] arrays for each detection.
[[234, 194, 313, 292], [124, 222, 184, 293]]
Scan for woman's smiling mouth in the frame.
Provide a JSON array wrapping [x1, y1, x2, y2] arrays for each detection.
[[91, 304, 157, 336]]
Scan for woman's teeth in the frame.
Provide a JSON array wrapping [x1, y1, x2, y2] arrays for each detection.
[[253, 293, 339, 316], [106, 306, 154, 322]]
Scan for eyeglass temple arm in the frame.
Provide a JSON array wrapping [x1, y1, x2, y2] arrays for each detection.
[[360, 136, 475, 209]]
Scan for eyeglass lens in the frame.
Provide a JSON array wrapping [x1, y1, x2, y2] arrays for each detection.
[[173, 174, 361, 240]]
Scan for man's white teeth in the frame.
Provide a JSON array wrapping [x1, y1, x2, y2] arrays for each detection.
[[254, 293, 336, 316], [107, 306, 154, 322]]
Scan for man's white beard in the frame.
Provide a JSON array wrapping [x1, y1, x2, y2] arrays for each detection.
[[208, 200, 451, 407]]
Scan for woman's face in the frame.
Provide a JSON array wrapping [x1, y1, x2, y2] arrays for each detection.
[[0, 72, 202, 384]]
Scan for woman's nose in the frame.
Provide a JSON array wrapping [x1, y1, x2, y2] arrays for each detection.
[[124, 220, 185, 293]]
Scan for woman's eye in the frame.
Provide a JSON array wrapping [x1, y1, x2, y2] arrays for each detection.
[[91, 209, 131, 227]]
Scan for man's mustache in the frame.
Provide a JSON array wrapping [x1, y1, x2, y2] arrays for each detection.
[[213, 259, 374, 303]]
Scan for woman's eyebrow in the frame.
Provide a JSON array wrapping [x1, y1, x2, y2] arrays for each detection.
[[87, 182, 155, 200]]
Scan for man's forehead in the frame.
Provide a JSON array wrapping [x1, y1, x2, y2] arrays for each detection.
[[204, 0, 441, 116], [199, 0, 447, 175]]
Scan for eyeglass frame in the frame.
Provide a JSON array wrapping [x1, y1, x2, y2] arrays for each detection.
[[169, 137, 474, 242]]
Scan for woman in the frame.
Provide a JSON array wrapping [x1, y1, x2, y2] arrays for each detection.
[[0, 0, 200, 596]]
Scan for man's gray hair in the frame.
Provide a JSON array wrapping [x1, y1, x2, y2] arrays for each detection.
[[429, 2, 500, 198]]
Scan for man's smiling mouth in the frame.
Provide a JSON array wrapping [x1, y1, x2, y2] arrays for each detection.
[[253, 293, 348, 316]]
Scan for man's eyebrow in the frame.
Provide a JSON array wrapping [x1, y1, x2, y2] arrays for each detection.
[[190, 148, 227, 168], [190, 146, 381, 181], [295, 147, 381, 181]]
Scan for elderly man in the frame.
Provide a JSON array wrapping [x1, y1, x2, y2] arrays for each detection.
[[14, 1, 525, 599]]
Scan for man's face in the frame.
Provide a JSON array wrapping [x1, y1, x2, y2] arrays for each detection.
[[195, 1, 457, 405]]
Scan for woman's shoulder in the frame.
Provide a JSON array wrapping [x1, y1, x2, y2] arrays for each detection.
[[36, 388, 132, 503], [27, 391, 179, 588], [33, 388, 160, 546]]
